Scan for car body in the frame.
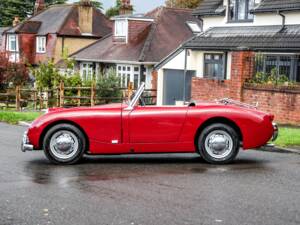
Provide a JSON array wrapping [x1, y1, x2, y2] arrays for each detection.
[[22, 83, 278, 165]]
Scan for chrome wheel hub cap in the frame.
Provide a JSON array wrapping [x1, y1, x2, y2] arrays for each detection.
[[49, 131, 79, 160], [205, 130, 233, 159]]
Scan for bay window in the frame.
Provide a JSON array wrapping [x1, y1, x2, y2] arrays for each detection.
[[80, 63, 94, 81], [229, 0, 254, 22], [117, 65, 143, 88]]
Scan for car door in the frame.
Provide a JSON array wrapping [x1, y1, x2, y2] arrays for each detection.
[[128, 106, 188, 144]]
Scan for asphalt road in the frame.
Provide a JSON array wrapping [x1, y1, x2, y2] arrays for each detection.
[[0, 123, 299, 225]]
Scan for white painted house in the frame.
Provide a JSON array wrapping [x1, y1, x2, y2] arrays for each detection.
[[154, 0, 300, 105]]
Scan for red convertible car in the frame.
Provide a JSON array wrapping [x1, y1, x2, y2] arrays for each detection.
[[22, 83, 278, 165]]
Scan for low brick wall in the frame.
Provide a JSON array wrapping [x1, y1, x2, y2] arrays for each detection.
[[242, 86, 300, 125], [191, 78, 300, 125], [192, 79, 241, 101], [191, 51, 300, 125]]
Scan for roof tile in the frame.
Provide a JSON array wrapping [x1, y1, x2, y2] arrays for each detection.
[[184, 25, 300, 51]]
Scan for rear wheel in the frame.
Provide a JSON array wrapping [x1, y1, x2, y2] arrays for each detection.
[[197, 123, 240, 164], [43, 124, 86, 165]]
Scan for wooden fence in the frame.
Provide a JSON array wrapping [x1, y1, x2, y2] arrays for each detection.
[[0, 81, 157, 111]]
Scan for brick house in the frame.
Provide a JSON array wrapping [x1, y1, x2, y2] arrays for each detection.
[[70, 1, 201, 89], [154, 0, 300, 124], [1, 0, 112, 65], [0, 27, 10, 51]]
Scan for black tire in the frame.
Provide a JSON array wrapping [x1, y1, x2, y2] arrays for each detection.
[[197, 123, 240, 164], [43, 124, 86, 165]]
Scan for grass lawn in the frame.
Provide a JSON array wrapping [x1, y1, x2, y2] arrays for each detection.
[[0, 111, 42, 125], [273, 126, 300, 148]]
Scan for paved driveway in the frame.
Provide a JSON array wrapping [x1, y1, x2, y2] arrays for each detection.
[[0, 123, 299, 225]]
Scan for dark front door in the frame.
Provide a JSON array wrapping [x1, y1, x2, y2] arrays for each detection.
[[163, 69, 195, 105]]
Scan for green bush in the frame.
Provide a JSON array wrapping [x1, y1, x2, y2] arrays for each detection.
[[250, 68, 292, 85], [31, 60, 62, 90], [96, 68, 122, 102]]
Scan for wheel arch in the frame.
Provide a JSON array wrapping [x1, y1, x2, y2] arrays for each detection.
[[39, 120, 90, 151], [194, 117, 243, 150]]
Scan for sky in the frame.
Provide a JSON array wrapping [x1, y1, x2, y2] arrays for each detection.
[[69, 0, 166, 13]]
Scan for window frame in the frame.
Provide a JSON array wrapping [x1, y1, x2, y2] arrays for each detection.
[[6, 34, 19, 52], [80, 62, 94, 81], [117, 64, 141, 88], [186, 21, 202, 33], [36, 36, 47, 53], [228, 0, 254, 22], [114, 19, 128, 38], [203, 53, 226, 80]]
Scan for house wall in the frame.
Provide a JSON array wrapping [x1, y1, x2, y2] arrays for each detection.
[[202, 11, 300, 31], [19, 33, 36, 64], [243, 87, 300, 124], [156, 50, 232, 105], [35, 33, 57, 64], [192, 51, 254, 101], [54, 37, 98, 63], [0, 34, 5, 51]]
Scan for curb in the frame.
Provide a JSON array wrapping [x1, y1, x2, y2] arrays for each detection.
[[257, 146, 300, 155], [18, 121, 32, 127]]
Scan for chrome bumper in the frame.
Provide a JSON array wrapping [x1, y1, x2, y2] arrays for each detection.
[[271, 123, 279, 142], [21, 131, 34, 152]]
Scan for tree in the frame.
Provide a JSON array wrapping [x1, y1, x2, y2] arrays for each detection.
[[0, 52, 29, 87], [96, 68, 122, 103], [31, 59, 62, 90], [0, 0, 68, 27], [89, 1, 103, 9], [165, 0, 202, 9], [0, 53, 10, 89], [105, 0, 121, 18]]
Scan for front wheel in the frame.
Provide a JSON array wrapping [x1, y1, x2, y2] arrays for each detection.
[[43, 124, 86, 165], [197, 123, 240, 164]]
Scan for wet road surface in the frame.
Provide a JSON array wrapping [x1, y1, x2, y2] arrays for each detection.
[[0, 122, 299, 225]]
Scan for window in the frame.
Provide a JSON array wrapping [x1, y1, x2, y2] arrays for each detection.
[[117, 65, 141, 88], [204, 53, 225, 79], [186, 21, 202, 33], [36, 36, 46, 53], [6, 34, 18, 52], [80, 63, 94, 81], [255, 54, 300, 82], [229, 0, 254, 22], [115, 20, 127, 37]]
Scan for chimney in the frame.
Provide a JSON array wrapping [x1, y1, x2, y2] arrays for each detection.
[[119, 0, 133, 15], [34, 0, 45, 15], [13, 16, 20, 27], [78, 0, 93, 34]]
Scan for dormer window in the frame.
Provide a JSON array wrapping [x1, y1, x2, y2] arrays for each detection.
[[186, 21, 202, 34], [36, 36, 46, 53], [115, 19, 128, 37], [229, 0, 254, 22]]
